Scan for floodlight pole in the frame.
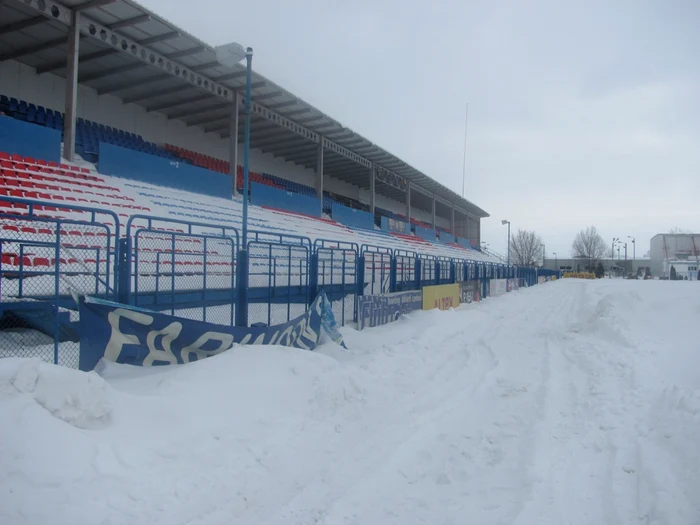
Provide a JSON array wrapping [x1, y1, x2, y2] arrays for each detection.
[[502, 219, 511, 267], [242, 47, 253, 251], [233, 46, 253, 327]]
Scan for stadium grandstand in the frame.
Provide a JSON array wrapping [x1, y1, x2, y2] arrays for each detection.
[[0, 0, 554, 368]]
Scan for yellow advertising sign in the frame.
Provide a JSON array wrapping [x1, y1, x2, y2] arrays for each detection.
[[422, 283, 461, 311]]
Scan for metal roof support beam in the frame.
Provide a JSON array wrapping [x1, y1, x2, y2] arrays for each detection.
[[267, 100, 297, 110], [252, 91, 283, 102], [281, 108, 311, 117], [0, 16, 47, 36], [190, 61, 219, 72], [63, 10, 80, 162], [321, 138, 371, 169], [220, 121, 279, 139], [147, 94, 213, 113], [0, 36, 77, 62], [166, 45, 204, 59], [406, 184, 411, 226], [229, 94, 239, 197], [170, 102, 230, 120], [240, 126, 290, 142], [138, 31, 181, 45], [123, 84, 193, 104], [316, 142, 324, 203], [370, 165, 376, 215], [251, 136, 304, 151], [75, 0, 116, 11], [264, 142, 317, 158], [106, 14, 151, 30], [96, 73, 169, 95]]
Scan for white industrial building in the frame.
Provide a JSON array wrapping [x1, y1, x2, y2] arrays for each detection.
[[650, 234, 700, 279]]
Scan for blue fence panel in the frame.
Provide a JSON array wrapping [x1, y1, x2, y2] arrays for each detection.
[[360, 245, 392, 296], [331, 202, 374, 230], [250, 182, 321, 217], [247, 241, 310, 326], [125, 215, 239, 325], [394, 250, 418, 291], [0, 115, 62, 163], [98, 142, 232, 198], [420, 255, 438, 287], [314, 239, 358, 326], [0, 197, 120, 367]]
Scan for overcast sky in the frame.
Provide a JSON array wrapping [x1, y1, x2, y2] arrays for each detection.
[[141, 0, 699, 259]]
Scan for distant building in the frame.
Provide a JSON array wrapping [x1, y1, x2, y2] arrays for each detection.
[[650, 234, 700, 278], [542, 257, 648, 277]]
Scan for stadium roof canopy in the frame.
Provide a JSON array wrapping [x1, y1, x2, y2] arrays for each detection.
[[0, 0, 489, 218]]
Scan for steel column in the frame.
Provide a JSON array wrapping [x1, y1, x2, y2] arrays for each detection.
[[369, 164, 376, 215], [316, 141, 324, 206], [63, 11, 80, 162], [432, 194, 436, 229], [406, 183, 411, 225]]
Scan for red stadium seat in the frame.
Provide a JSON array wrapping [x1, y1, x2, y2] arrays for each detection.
[[33, 257, 50, 267]]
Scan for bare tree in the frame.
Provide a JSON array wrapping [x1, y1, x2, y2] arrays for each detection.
[[572, 226, 607, 271], [509, 229, 543, 267]]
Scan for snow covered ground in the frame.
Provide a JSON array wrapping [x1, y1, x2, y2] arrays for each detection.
[[1, 279, 698, 525]]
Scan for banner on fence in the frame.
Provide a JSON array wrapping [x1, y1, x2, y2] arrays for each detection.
[[490, 279, 507, 296], [357, 290, 423, 330], [78, 291, 344, 371], [458, 281, 481, 304], [506, 278, 520, 292], [422, 283, 460, 311]]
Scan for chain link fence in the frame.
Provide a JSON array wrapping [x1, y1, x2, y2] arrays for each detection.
[[0, 198, 118, 367]]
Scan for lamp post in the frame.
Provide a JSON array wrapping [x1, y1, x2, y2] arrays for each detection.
[[215, 42, 254, 326], [553, 251, 557, 271], [541, 243, 545, 268], [628, 236, 635, 261], [501, 219, 511, 267]]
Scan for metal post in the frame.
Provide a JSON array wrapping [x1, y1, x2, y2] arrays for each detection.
[[451, 205, 455, 234], [63, 11, 80, 162], [405, 183, 411, 226], [315, 141, 324, 205], [242, 48, 253, 247], [431, 194, 436, 230], [507, 221, 511, 267], [229, 92, 239, 196], [235, 47, 253, 327], [369, 165, 376, 216]]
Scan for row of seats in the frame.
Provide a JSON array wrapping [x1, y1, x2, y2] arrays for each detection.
[[0, 95, 173, 161]]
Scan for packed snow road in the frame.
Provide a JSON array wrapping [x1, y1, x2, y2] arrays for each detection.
[[1, 279, 698, 524]]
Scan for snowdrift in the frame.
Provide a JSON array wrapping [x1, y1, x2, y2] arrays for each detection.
[[1, 279, 699, 524]]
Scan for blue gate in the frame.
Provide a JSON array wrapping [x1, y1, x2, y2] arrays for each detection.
[[313, 239, 358, 326], [126, 215, 238, 326], [360, 244, 392, 296], [247, 231, 311, 327], [394, 249, 418, 291]]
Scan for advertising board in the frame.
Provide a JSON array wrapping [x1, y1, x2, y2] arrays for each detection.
[[422, 283, 461, 311], [458, 281, 481, 304], [490, 279, 508, 297], [357, 290, 423, 331]]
